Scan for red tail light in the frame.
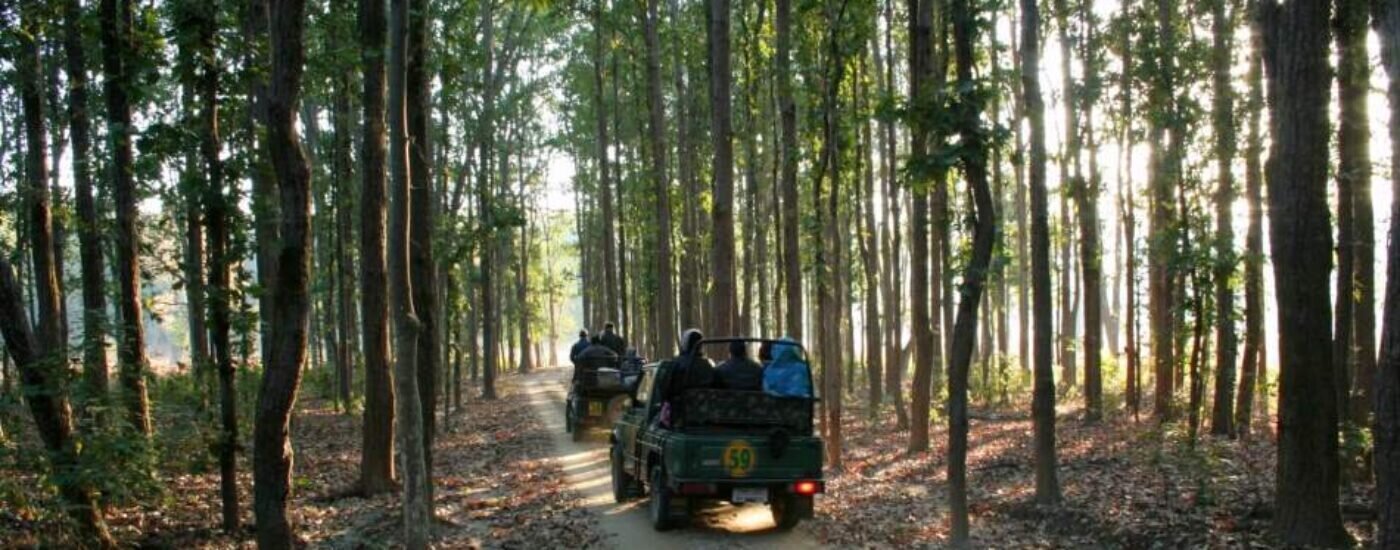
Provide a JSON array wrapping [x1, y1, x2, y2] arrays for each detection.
[[679, 482, 717, 495], [793, 480, 823, 495]]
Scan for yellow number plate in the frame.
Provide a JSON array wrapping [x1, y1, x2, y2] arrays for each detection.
[[588, 401, 604, 417], [723, 440, 757, 478]]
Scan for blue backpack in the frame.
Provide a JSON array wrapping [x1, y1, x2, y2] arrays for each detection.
[[763, 340, 813, 398]]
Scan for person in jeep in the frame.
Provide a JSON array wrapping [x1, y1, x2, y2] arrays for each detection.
[[575, 335, 618, 362], [715, 340, 763, 391], [600, 322, 627, 356], [569, 330, 591, 362]]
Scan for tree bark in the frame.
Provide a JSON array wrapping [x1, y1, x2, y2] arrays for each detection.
[[358, 0, 396, 495], [63, 0, 109, 411], [388, 0, 431, 544], [100, 0, 152, 436], [644, 0, 677, 357], [1209, 0, 1238, 437], [1022, 0, 1060, 505], [591, 0, 620, 328], [859, 46, 883, 416], [186, 0, 241, 529], [478, 0, 499, 400], [1259, 0, 1349, 545], [406, 0, 437, 508], [708, 0, 737, 337], [248, 0, 281, 375], [777, 0, 801, 340], [1235, 3, 1264, 438], [1148, 0, 1177, 422], [1071, 0, 1103, 421], [948, 0, 996, 541], [907, 0, 935, 454], [253, 0, 315, 545]]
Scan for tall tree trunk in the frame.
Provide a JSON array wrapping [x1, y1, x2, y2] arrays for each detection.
[[708, 0, 737, 337], [592, 0, 619, 327], [948, 0, 995, 541], [1259, 0, 1349, 545], [815, 0, 846, 468], [1337, 0, 1370, 425], [333, 73, 355, 405], [1012, 9, 1030, 376], [879, 0, 907, 429], [907, 0, 935, 454], [1148, 0, 1177, 421], [777, 0, 800, 340], [188, 0, 241, 530], [645, 0, 677, 357], [248, 0, 281, 376], [1022, 0, 1060, 505], [1235, 3, 1264, 437], [478, 0, 498, 400], [358, 0, 396, 495], [20, 2, 64, 373], [0, 259, 114, 546], [388, 0, 431, 544], [1053, 0, 1079, 392], [253, 0, 314, 546], [406, 0, 437, 508], [1073, 0, 1102, 421], [1118, 0, 1139, 420], [859, 47, 883, 415], [1208, 0, 1239, 437], [101, 0, 152, 436], [63, 0, 108, 412]]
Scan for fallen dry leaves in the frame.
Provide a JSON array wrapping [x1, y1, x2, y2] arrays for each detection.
[[0, 372, 603, 549], [808, 398, 1376, 548]]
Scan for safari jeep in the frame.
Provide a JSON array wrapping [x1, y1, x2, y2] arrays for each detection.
[[608, 338, 825, 531]]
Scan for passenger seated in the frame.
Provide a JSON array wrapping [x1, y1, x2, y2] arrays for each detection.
[[764, 337, 814, 398], [715, 341, 763, 391], [600, 322, 628, 356], [575, 336, 619, 362], [569, 330, 590, 362], [657, 329, 714, 428]]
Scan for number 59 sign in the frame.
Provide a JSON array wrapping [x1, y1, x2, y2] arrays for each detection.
[[723, 440, 756, 478]]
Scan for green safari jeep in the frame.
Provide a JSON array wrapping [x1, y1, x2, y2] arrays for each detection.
[[608, 338, 825, 531]]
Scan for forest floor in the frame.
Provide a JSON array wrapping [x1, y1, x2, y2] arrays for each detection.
[[0, 371, 604, 549], [812, 394, 1378, 548], [0, 370, 1382, 548]]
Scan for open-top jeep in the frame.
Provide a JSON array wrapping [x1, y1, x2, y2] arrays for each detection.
[[609, 338, 825, 531], [566, 355, 635, 441]]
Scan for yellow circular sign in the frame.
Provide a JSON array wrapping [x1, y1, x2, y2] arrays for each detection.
[[723, 440, 757, 478]]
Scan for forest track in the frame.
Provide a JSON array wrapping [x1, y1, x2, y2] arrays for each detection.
[[522, 367, 826, 549]]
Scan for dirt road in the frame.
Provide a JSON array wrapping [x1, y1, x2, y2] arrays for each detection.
[[522, 367, 826, 549]]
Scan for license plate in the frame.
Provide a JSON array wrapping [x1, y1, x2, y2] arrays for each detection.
[[732, 487, 769, 504], [588, 401, 604, 417]]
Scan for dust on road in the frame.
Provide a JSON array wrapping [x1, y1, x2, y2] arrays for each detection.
[[522, 367, 826, 549]]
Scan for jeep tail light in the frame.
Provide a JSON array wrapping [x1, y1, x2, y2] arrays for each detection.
[[679, 482, 717, 495], [793, 480, 823, 495]]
